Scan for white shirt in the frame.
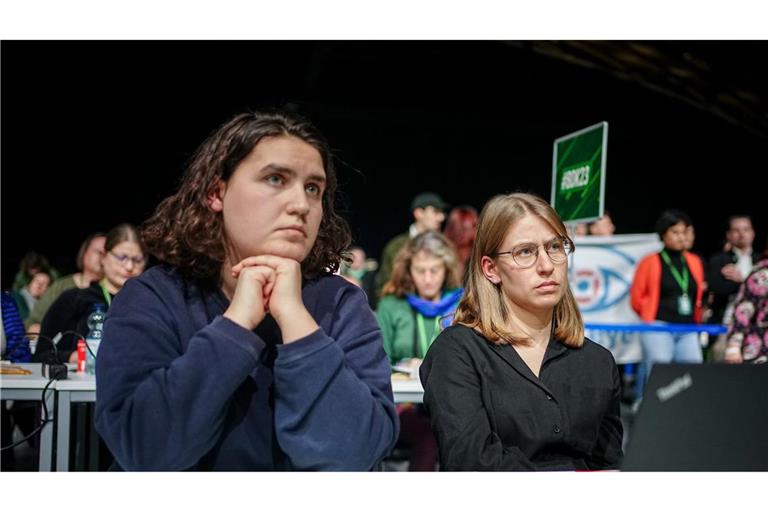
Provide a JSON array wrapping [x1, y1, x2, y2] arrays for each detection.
[[734, 247, 754, 281]]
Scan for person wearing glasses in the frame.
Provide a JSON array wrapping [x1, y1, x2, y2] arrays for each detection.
[[34, 224, 146, 364], [26, 232, 106, 334], [93, 111, 398, 471], [419, 193, 623, 471]]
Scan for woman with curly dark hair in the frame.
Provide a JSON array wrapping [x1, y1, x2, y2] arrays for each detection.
[[94, 110, 398, 471]]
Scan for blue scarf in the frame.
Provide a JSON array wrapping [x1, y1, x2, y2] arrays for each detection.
[[406, 288, 463, 327]]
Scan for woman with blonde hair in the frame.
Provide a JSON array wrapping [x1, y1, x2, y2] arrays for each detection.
[[420, 192, 623, 471]]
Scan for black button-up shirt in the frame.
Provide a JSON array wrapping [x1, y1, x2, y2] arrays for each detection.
[[420, 324, 623, 471]]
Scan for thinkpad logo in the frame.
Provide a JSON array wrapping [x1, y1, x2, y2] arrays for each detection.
[[656, 373, 693, 403]]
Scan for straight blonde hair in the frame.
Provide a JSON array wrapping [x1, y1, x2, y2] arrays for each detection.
[[453, 193, 584, 347]]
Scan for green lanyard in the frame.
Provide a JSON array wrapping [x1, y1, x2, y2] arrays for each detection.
[[99, 279, 112, 307], [416, 313, 441, 358], [660, 250, 689, 295]]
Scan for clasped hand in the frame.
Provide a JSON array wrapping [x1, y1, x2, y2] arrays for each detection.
[[223, 255, 318, 342]]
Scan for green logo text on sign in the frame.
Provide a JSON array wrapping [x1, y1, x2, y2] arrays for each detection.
[[551, 121, 608, 223]]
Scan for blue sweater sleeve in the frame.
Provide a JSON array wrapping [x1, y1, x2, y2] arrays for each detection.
[[273, 284, 399, 470], [94, 277, 265, 471]]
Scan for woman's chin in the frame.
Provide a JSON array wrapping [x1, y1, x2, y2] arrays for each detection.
[[244, 243, 310, 263], [106, 276, 127, 291]]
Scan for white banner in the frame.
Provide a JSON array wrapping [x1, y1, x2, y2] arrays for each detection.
[[569, 233, 662, 364]]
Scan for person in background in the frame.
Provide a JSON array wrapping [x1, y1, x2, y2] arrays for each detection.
[[94, 110, 398, 471], [723, 241, 768, 364], [1, 292, 34, 470], [11, 251, 59, 292], [9, 271, 51, 323], [376, 191, 448, 295], [420, 193, 622, 470], [443, 205, 478, 280], [1, 292, 31, 363], [338, 246, 378, 309], [34, 224, 146, 364], [707, 215, 758, 326], [587, 211, 616, 236], [377, 231, 462, 471], [26, 233, 106, 333], [630, 210, 705, 397]]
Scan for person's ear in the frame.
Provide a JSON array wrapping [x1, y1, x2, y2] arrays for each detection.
[[412, 207, 424, 223], [481, 255, 501, 285], [207, 180, 226, 212]]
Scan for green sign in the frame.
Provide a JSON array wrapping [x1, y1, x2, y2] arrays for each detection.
[[551, 121, 608, 223]]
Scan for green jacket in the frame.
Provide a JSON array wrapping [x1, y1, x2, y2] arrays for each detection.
[[375, 232, 410, 294], [376, 295, 441, 365]]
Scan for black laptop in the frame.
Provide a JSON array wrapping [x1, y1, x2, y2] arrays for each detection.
[[622, 363, 768, 471]]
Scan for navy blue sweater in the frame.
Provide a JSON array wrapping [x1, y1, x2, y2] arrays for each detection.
[[94, 265, 399, 471]]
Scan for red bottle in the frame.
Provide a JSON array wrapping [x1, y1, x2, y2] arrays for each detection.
[[77, 338, 86, 373]]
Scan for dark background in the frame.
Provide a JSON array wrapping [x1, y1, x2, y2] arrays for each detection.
[[2, 41, 767, 286]]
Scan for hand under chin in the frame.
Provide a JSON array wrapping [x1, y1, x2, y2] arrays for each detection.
[[247, 243, 309, 263]]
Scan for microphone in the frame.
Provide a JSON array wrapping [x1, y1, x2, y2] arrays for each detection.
[[31, 332, 68, 380], [52, 332, 63, 364]]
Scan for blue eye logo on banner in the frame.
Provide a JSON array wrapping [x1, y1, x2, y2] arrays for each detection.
[[571, 247, 634, 313]]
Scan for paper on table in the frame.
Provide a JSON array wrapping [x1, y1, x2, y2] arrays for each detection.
[[391, 364, 419, 378], [0, 362, 33, 375]]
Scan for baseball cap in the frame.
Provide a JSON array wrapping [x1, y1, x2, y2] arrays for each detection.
[[411, 192, 448, 212]]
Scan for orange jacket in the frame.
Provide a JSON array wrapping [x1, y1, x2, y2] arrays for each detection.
[[630, 251, 705, 324]]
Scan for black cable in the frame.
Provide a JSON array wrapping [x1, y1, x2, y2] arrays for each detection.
[[58, 330, 91, 358], [27, 330, 88, 362], [1, 332, 83, 453], [0, 377, 56, 452], [24, 332, 61, 363]]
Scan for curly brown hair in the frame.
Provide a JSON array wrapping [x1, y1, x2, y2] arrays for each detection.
[[142, 110, 351, 281], [381, 231, 462, 298]]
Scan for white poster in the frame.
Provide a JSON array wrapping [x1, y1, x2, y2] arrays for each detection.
[[570, 233, 662, 364]]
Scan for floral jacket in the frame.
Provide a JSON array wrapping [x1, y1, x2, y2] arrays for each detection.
[[726, 259, 768, 363]]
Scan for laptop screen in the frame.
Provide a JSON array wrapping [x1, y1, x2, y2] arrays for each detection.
[[622, 363, 768, 471]]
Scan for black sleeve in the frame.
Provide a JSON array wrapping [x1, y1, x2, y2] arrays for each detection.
[[707, 252, 739, 297], [420, 329, 537, 470], [586, 358, 624, 469], [35, 291, 83, 363]]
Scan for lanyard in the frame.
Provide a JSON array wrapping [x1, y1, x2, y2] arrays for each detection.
[[660, 250, 689, 294], [416, 313, 441, 358], [99, 279, 112, 307]]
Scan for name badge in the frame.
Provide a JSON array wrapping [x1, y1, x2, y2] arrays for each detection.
[[677, 294, 692, 315]]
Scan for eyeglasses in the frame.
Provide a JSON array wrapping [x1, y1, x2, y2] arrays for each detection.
[[493, 237, 573, 268], [109, 251, 146, 267]]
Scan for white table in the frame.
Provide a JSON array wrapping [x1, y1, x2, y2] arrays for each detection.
[[3, 364, 425, 471], [55, 370, 96, 471], [391, 377, 424, 403], [0, 363, 56, 471]]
